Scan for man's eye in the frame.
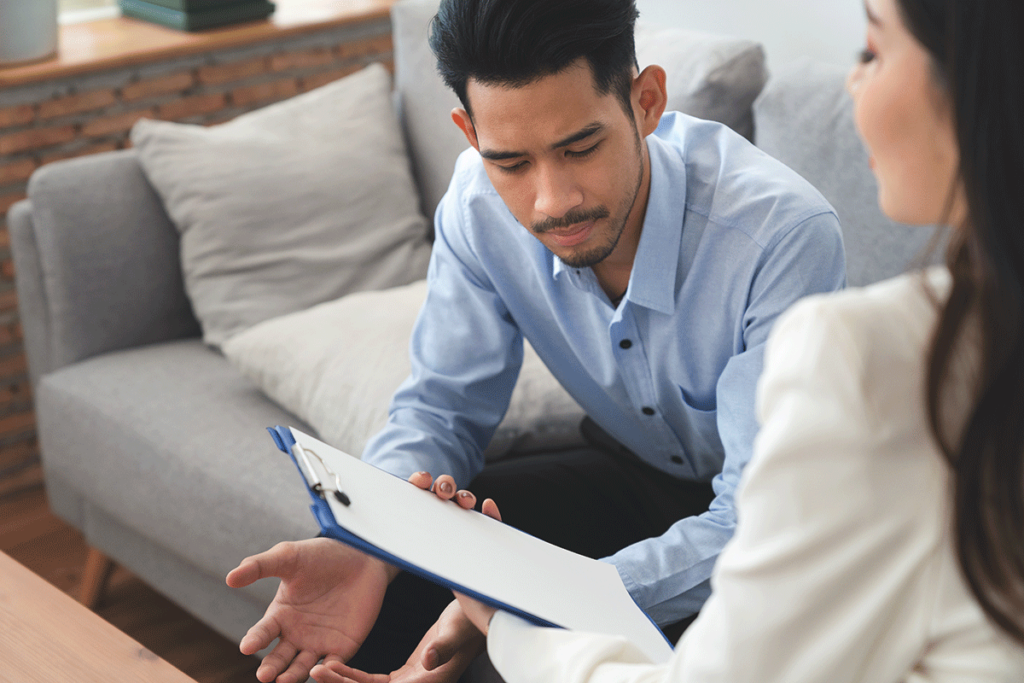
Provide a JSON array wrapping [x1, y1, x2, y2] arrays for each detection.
[[567, 143, 600, 159], [497, 161, 528, 174]]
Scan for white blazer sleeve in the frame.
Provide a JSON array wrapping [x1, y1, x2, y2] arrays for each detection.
[[486, 295, 949, 683]]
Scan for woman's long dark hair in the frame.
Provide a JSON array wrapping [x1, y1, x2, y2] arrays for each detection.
[[899, 0, 1024, 645]]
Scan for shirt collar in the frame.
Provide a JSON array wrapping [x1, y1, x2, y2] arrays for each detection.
[[551, 130, 687, 315], [624, 133, 686, 315]]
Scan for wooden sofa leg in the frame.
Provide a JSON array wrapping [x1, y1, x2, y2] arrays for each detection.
[[79, 547, 114, 609]]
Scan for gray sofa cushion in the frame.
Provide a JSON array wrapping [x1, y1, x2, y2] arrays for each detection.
[[35, 339, 318, 601], [132, 63, 433, 348], [753, 59, 945, 286]]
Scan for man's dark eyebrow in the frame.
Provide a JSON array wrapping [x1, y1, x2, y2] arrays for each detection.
[[551, 123, 604, 150], [478, 123, 605, 162], [479, 148, 528, 161]]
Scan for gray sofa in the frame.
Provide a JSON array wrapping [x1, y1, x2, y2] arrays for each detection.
[[9, 0, 937, 657]]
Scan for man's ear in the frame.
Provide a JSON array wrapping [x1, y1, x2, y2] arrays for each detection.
[[451, 108, 479, 150], [632, 65, 668, 137]]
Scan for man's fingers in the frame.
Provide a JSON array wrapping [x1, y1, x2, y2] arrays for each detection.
[[255, 637, 296, 683], [316, 660, 390, 683], [408, 471, 433, 490], [239, 616, 280, 656], [481, 498, 502, 522], [310, 662, 351, 683], [431, 474, 457, 501], [227, 541, 300, 588], [455, 490, 476, 509], [277, 649, 321, 683], [225, 557, 260, 588]]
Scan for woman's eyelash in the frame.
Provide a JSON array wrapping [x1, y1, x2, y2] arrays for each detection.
[[858, 48, 877, 63]]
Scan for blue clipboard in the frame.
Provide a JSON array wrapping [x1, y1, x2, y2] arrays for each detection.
[[267, 425, 674, 663], [268, 424, 558, 630]]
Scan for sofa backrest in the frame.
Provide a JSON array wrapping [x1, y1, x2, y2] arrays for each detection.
[[10, 151, 201, 384], [753, 59, 946, 287], [390, 0, 770, 227]]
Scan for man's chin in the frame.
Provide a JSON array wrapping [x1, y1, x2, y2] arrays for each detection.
[[556, 246, 612, 269]]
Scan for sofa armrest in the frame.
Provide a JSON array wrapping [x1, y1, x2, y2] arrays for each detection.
[[10, 149, 200, 385]]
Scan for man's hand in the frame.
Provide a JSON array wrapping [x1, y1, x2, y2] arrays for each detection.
[[407, 471, 478, 509], [309, 600, 484, 683], [225, 538, 398, 683]]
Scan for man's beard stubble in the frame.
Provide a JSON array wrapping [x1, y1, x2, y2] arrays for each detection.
[[532, 127, 645, 269]]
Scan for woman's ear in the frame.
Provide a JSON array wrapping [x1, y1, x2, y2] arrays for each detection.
[[451, 108, 479, 150], [632, 65, 668, 137]]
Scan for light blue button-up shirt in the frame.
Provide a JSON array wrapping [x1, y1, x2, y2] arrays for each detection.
[[363, 112, 846, 623]]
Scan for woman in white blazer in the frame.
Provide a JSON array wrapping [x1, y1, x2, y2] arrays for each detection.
[[395, 0, 1023, 681], [308, 0, 1024, 681]]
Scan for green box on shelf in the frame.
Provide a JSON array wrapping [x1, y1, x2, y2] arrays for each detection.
[[140, 0, 247, 10], [118, 0, 275, 31]]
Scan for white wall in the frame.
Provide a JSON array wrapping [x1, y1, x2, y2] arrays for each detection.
[[636, 0, 866, 71]]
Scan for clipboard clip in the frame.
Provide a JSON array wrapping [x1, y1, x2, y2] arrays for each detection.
[[291, 443, 351, 507]]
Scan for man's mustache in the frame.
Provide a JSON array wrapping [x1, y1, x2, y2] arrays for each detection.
[[531, 207, 610, 234]]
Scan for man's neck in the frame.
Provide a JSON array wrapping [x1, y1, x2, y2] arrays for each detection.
[[591, 140, 653, 303]]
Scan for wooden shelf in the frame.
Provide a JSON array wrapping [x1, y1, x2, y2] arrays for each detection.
[[0, 0, 395, 88]]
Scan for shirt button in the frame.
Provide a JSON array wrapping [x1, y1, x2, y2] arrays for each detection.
[[642, 406, 655, 416], [619, 339, 632, 349], [671, 456, 684, 465]]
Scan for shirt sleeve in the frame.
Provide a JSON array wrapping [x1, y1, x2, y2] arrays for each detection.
[[361, 185, 524, 487], [484, 295, 945, 683], [607, 211, 847, 622]]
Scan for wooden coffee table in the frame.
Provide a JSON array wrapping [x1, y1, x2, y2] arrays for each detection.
[[0, 550, 199, 683]]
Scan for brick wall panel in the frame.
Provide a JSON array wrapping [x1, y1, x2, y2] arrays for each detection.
[[0, 321, 21, 346], [300, 64, 363, 92], [40, 141, 120, 166], [335, 35, 393, 61], [231, 78, 300, 108], [270, 48, 335, 72], [37, 89, 118, 120], [0, 410, 36, 438], [0, 351, 26, 377], [157, 93, 228, 121], [197, 57, 268, 86], [81, 109, 156, 138], [0, 126, 76, 155], [0, 159, 37, 186], [0, 104, 35, 129], [0, 439, 37, 471], [0, 193, 27, 217], [0, 380, 31, 409], [122, 71, 196, 102]]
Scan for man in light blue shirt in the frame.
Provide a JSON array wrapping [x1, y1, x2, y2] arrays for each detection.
[[363, 111, 844, 621], [226, 1, 844, 681]]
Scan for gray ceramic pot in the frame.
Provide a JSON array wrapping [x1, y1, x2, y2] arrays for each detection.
[[0, 0, 58, 66]]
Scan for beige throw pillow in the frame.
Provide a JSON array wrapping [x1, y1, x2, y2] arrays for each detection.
[[223, 280, 587, 460], [132, 63, 432, 347]]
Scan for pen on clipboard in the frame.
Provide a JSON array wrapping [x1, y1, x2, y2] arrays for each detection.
[[292, 443, 352, 506]]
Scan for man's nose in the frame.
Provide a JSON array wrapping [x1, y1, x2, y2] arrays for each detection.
[[533, 163, 584, 219]]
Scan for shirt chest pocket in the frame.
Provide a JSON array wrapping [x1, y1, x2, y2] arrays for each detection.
[[676, 385, 723, 462]]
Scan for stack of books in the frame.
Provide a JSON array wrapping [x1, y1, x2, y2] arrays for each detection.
[[118, 0, 276, 31]]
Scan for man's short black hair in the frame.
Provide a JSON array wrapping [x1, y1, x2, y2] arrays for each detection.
[[429, 0, 641, 118]]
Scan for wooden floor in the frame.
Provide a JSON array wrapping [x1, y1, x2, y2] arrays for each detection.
[[0, 485, 262, 683]]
